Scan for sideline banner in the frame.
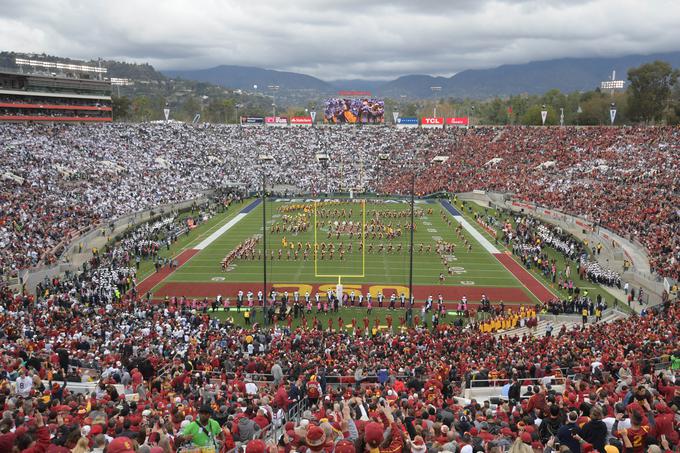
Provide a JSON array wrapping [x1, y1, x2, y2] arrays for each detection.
[[396, 117, 418, 128], [421, 117, 444, 128], [446, 117, 469, 126]]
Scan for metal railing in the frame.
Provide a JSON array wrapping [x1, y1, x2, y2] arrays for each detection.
[[172, 369, 412, 388], [462, 373, 569, 390], [213, 397, 310, 453]]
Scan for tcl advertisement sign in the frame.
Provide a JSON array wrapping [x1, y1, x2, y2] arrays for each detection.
[[421, 117, 444, 128], [446, 117, 469, 126], [265, 116, 288, 126], [290, 116, 313, 126]]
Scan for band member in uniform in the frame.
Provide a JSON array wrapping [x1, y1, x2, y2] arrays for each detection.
[[425, 295, 433, 312], [237, 290, 244, 312]]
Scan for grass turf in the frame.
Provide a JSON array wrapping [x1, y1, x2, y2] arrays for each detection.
[[165, 199, 524, 292], [124, 197, 625, 329]]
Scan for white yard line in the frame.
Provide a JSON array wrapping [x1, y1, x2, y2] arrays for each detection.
[[451, 215, 500, 254], [194, 213, 249, 250]]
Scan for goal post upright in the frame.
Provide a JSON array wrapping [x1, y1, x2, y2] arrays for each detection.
[[313, 200, 318, 278], [313, 198, 366, 301]]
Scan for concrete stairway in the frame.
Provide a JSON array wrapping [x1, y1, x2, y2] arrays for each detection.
[[492, 309, 627, 339]]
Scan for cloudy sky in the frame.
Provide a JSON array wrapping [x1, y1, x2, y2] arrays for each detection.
[[1, 0, 679, 80]]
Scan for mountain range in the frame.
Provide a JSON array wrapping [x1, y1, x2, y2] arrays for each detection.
[[165, 51, 680, 100]]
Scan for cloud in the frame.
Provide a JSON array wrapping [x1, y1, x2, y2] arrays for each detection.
[[1, 0, 679, 80]]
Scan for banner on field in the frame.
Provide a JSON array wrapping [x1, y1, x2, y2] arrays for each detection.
[[396, 117, 418, 128], [241, 116, 264, 125], [290, 116, 313, 126], [421, 117, 444, 128], [446, 117, 469, 126], [265, 116, 288, 126]]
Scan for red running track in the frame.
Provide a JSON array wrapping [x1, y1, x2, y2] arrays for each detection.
[[493, 253, 557, 302], [152, 282, 533, 305], [136, 248, 200, 295]]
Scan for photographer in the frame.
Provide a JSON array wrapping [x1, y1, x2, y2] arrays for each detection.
[[178, 404, 224, 450]]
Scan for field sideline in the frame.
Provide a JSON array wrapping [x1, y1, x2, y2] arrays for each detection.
[[141, 197, 550, 305], [129, 196, 623, 327]]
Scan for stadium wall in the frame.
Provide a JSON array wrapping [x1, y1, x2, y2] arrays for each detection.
[[457, 191, 665, 304], [19, 193, 214, 295]]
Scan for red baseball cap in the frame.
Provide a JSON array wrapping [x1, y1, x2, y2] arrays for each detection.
[[108, 437, 135, 453]]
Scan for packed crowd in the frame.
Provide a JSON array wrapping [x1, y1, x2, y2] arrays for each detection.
[[0, 109, 110, 118], [1, 265, 679, 452], [0, 96, 109, 107], [500, 215, 621, 288], [376, 126, 679, 280], [1, 124, 678, 281], [538, 297, 608, 320], [474, 306, 537, 334]]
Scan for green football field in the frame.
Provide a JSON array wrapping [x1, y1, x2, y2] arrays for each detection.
[[135, 197, 622, 328], [170, 200, 515, 284], [158, 199, 531, 303]]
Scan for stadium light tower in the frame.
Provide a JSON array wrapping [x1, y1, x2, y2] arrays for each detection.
[[259, 154, 274, 325], [235, 103, 243, 125], [600, 70, 625, 96], [378, 154, 442, 325], [316, 153, 331, 196], [268, 85, 280, 117], [110, 78, 133, 97], [430, 86, 442, 117]]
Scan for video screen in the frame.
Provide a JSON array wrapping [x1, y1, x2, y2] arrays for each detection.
[[323, 98, 384, 124]]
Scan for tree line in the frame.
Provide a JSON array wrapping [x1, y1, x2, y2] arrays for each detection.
[[112, 61, 680, 125]]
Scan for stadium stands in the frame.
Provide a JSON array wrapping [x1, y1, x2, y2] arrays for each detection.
[[0, 261, 678, 451], [0, 70, 112, 122], [0, 123, 679, 452], [1, 124, 677, 281]]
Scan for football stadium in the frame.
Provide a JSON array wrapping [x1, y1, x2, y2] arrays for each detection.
[[1, 4, 680, 453]]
